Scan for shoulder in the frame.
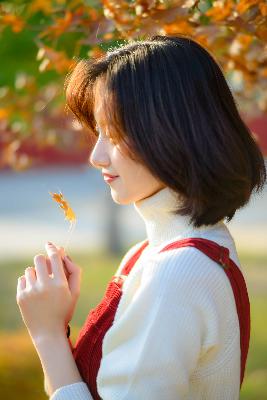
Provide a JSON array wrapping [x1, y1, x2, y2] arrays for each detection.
[[115, 239, 147, 276], [144, 245, 222, 277], [141, 246, 235, 304]]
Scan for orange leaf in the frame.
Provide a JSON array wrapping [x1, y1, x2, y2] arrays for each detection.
[[261, 67, 267, 77], [37, 46, 74, 73], [256, 22, 267, 41], [28, 0, 53, 15], [49, 191, 76, 223], [87, 6, 99, 21], [2, 14, 25, 33], [259, 2, 267, 16], [236, 0, 261, 14], [88, 47, 106, 59], [47, 11, 73, 38], [205, 1, 233, 21], [0, 108, 10, 120], [163, 20, 194, 36]]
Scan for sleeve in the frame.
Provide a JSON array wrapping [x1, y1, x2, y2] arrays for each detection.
[[44, 241, 146, 400], [95, 247, 234, 399], [49, 382, 93, 400]]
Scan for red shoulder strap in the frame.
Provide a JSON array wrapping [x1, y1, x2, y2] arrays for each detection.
[[158, 237, 250, 387], [120, 240, 149, 276]]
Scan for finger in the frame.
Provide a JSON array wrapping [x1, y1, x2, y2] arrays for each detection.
[[63, 255, 82, 297], [24, 267, 36, 289], [17, 275, 26, 293], [45, 242, 67, 283], [55, 246, 70, 279], [45, 256, 53, 276], [34, 254, 50, 284], [47, 251, 69, 279], [62, 258, 70, 280], [16, 275, 26, 304]]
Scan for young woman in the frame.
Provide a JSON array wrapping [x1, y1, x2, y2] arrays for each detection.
[[17, 35, 266, 400]]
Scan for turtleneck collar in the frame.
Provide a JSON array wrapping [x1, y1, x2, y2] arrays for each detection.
[[134, 186, 224, 247]]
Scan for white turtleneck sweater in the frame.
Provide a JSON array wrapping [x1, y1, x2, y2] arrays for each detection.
[[50, 187, 243, 400]]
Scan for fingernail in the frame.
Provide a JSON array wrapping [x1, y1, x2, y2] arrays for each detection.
[[64, 255, 72, 261]]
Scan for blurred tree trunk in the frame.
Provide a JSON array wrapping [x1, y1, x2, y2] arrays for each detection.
[[104, 189, 122, 255]]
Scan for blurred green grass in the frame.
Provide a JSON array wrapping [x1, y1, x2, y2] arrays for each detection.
[[0, 250, 266, 399]]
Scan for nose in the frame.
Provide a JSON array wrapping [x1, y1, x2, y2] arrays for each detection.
[[89, 140, 110, 169]]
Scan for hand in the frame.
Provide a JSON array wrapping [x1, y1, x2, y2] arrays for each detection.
[[16, 242, 82, 341], [45, 246, 70, 281], [46, 245, 78, 325], [56, 245, 81, 327]]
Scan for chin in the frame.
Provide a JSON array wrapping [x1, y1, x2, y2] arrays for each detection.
[[110, 190, 134, 205]]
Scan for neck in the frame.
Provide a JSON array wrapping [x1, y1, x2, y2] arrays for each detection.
[[134, 187, 223, 247]]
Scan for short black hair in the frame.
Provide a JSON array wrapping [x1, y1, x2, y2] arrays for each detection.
[[65, 34, 266, 227]]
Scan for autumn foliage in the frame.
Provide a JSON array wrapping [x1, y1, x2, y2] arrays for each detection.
[[0, 0, 266, 170], [49, 191, 76, 225]]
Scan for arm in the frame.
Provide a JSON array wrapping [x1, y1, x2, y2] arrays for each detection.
[[33, 332, 93, 399], [41, 245, 235, 399], [95, 247, 232, 399], [43, 241, 145, 399], [43, 335, 75, 396]]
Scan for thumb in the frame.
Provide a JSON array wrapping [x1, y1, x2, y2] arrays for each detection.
[[63, 255, 82, 297]]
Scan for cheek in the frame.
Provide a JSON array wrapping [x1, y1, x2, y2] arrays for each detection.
[[111, 146, 134, 172], [112, 146, 160, 190]]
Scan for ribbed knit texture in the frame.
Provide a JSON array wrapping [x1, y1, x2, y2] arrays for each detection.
[[51, 383, 91, 399], [50, 186, 249, 400]]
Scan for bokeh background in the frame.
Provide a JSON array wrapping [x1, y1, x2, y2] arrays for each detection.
[[0, 1, 266, 399]]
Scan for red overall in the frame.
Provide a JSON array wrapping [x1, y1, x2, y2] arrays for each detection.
[[71, 238, 250, 400]]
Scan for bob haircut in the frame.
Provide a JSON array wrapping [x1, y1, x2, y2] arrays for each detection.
[[65, 34, 266, 227]]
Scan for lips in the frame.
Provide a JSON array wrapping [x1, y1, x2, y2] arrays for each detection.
[[102, 173, 119, 178], [104, 176, 119, 184]]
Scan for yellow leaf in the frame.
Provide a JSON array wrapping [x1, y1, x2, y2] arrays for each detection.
[[259, 2, 267, 16], [261, 67, 267, 77], [0, 108, 10, 120], [47, 11, 73, 38], [256, 22, 267, 41], [49, 191, 76, 223], [236, 0, 260, 14], [28, 0, 53, 15], [163, 20, 194, 36], [205, 0, 233, 21], [2, 14, 25, 33], [88, 47, 106, 59], [103, 32, 114, 40]]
